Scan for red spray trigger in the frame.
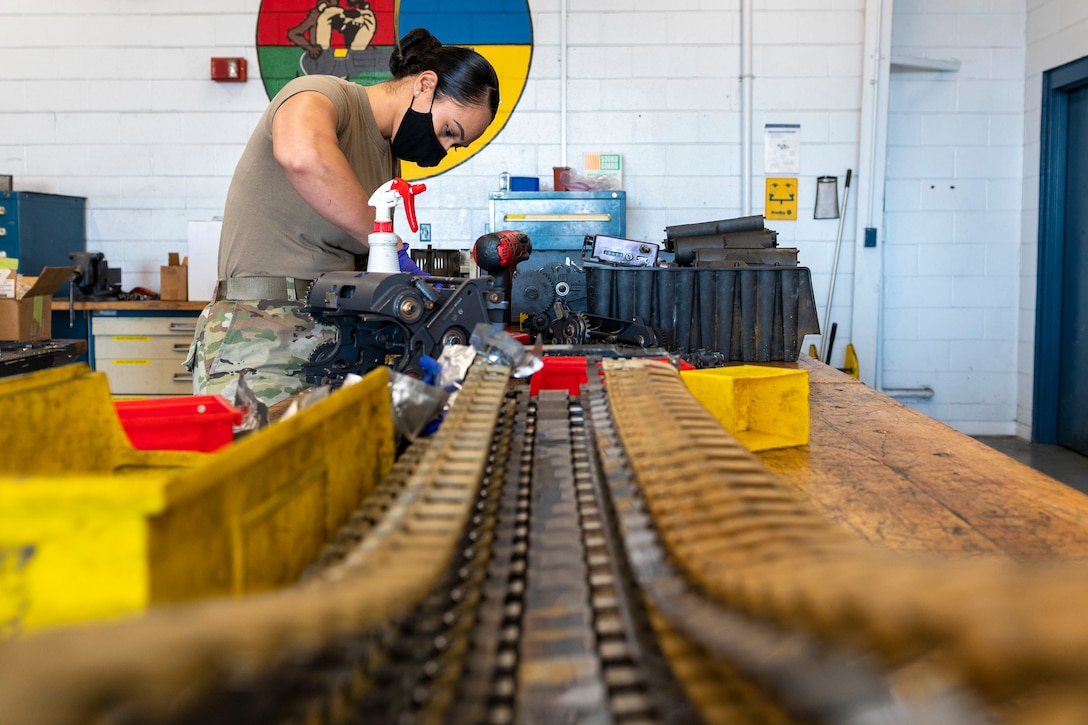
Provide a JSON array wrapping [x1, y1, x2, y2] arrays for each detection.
[[391, 178, 427, 232]]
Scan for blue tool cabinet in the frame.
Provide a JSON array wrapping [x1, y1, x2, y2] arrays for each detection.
[[488, 190, 625, 249], [0, 191, 87, 351], [0, 191, 86, 276]]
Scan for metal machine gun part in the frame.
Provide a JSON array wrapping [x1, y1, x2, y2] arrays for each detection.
[[534, 300, 664, 348], [302, 231, 532, 385], [664, 215, 785, 267], [301, 272, 505, 384], [584, 310, 664, 347], [511, 254, 587, 324], [539, 300, 586, 344], [511, 268, 557, 318]]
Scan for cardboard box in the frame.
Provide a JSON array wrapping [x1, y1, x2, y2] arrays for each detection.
[[160, 253, 188, 301], [0, 266, 75, 341]]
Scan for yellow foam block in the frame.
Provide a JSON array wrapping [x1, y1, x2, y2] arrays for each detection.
[[680, 365, 809, 451]]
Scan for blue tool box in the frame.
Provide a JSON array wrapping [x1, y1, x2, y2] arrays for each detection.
[[0, 192, 86, 281], [489, 191, 625, 250]]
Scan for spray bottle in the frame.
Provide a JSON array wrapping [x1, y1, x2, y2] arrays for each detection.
[[367, 177, 427, 273]]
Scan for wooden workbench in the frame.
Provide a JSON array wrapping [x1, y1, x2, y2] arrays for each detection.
[[758, 356, 1088, 562], [51, 299, 209, 312]]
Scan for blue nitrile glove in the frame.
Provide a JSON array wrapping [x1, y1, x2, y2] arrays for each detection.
[[398, 242, 429, 276], [419, 354, 441, 386]]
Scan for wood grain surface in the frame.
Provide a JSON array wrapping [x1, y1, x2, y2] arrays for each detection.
[[757, 357, 1088, 561], [50, 299, 209, 311]]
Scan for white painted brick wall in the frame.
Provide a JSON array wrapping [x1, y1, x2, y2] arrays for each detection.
[[883, 0, 1027, 434], [0, 0, 859, 296], [1, 0, 1071, 437], [0, 0, 261, 287]]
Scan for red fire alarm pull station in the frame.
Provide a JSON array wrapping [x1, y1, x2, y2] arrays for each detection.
[[210, 57, 247, 82]]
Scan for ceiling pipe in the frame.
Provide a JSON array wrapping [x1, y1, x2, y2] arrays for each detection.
[[740, 0, 753, 216], [560, 0, 568, 168], [852, 0, 893, 390]]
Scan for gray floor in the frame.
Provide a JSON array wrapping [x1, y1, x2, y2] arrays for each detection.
[[974, 436, 1088, 495]]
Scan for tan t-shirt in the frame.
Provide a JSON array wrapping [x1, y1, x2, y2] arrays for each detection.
[[218, 75, 397, 279]]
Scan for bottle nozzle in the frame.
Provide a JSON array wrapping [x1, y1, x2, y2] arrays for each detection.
[[392, 178, 427, 232], [368, 177, 427, 231]]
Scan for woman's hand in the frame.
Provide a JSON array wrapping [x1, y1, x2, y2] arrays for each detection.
[[397, 240, 429, 275]]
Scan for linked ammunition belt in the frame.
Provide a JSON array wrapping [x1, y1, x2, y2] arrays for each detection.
[[4, 359, 1088, 723]]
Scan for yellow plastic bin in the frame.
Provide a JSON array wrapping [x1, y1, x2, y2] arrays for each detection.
[[0, 364, 395, 635], [680, 365, 809, 451]]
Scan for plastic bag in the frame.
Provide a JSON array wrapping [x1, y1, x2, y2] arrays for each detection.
[[389, 370, 450, 443], [469, 323, 543, 378], [232, 371, 269, 439]]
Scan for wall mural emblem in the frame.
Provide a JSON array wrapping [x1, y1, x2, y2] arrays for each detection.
[[256, 0, 533, 180]]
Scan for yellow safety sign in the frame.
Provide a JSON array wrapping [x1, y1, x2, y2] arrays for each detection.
[[766, 177, 798, 220]]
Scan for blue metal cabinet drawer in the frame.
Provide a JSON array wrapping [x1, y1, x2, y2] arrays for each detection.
[[0, 212, 14, 247], [0, 194, 25, 247], [489, 191, 625, 250], [0, 191, 86, 274]]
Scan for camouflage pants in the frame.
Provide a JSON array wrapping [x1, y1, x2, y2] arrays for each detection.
[[185, 300, 336, 407]]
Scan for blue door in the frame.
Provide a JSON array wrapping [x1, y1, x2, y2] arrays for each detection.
[[1036, 56, 1088, 451], [1058, 86, 1088, 454]]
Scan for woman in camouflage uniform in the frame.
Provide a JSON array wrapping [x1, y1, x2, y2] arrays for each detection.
[[186, 28, 500, 406]]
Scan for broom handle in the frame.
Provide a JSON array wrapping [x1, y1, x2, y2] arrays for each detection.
[[819, 169, 852, 363]]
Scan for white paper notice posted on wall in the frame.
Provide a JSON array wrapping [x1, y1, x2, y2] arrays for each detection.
[[584, 153, 623, 187], [764, 124, 800, 174]]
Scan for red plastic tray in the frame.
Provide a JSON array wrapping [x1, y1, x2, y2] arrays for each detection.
[[115, 395, 242, 452], [529, 356, 696, 397], [507, 330, 531, 344], [530, 357, 592, 396]]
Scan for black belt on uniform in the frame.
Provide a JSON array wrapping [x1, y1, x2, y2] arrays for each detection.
[[214, 277, 314, 302]]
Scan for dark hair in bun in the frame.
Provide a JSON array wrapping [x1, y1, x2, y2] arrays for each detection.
[[390, 27, 500, 118]]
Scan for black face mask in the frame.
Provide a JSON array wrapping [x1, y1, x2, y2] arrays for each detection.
[[391, 95, 447, 167]]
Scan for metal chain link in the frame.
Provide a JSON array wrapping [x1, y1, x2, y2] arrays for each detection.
[[7, 359, 1088, 724]]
